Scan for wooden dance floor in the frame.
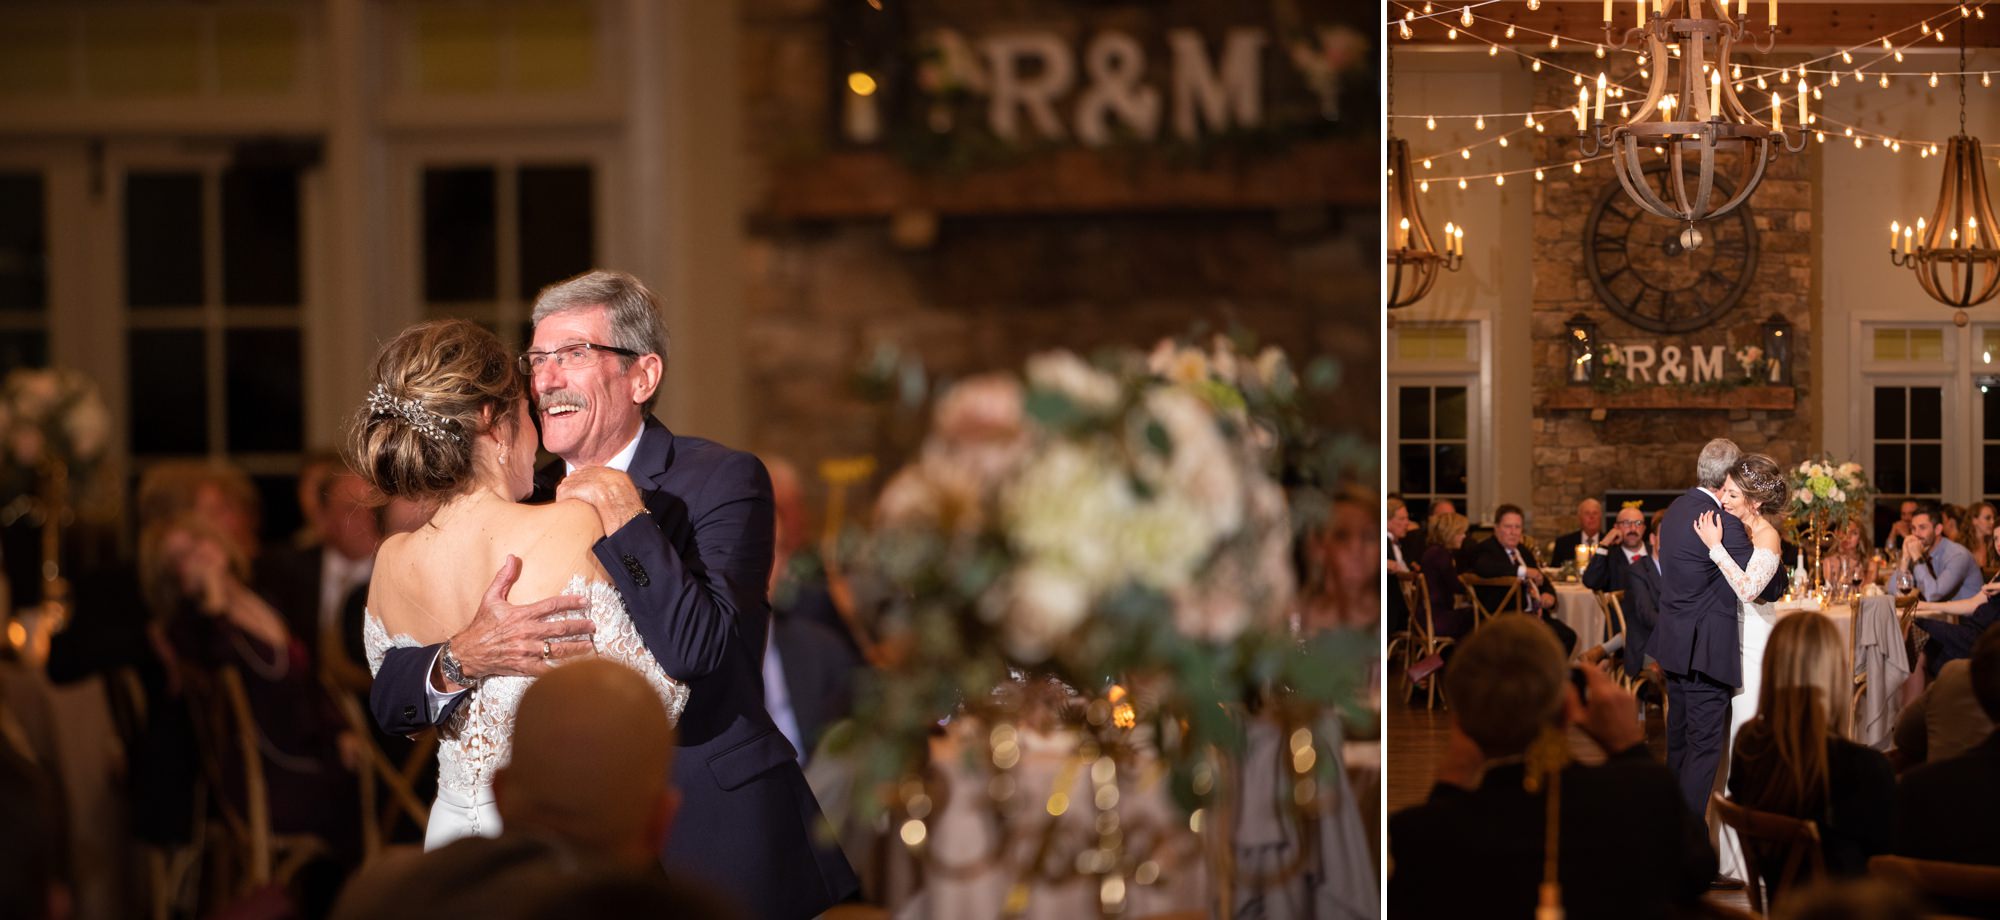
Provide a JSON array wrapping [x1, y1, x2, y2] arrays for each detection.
[[1384, 667, 1751, 913]]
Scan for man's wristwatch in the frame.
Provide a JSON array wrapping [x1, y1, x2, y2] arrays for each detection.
[[439, 640, 478, 689]]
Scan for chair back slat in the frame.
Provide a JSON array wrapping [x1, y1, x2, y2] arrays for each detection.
[[1711, 793, 1827, 915], [1459, 574, 1524, 629]]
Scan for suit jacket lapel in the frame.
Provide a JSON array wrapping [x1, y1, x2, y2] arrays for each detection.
[[630, 416, 676, 490]]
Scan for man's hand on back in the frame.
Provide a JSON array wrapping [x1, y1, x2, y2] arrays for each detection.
[[440, 555, 595, 690], [558, 467, 648, 536]]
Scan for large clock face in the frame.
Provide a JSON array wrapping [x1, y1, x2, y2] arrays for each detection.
[[1583, 164, 1759, 333]]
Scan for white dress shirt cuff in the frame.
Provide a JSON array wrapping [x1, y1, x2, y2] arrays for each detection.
[[425, 645, 468, 721]]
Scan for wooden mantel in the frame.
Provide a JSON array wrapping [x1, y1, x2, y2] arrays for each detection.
[[753, 139, 1371, 221], [1542, 385, 1797, 412]]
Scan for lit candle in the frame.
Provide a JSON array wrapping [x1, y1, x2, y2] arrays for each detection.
[[1605, 0, 1614, 21], [1892, 221, 1901, 251], [1798, 83, 1807, 124], [1768, 0, 1777, 28], [1578, 87, 1590, 125], [1952, 227, 1960, 246], [1738, 0, 1747, 16], [1596, 73, 1607, 121], [1905, 226, 1914, 252], [1972, 217, 1980, 246], [1710, 69, 1722, 119], [1771, 93, 1781, 131], [1455, 224, 1465, 255], [1638, 0, 1646, 26], [1919, 217, 1927, 248], [1398, 217, 1410, 250]]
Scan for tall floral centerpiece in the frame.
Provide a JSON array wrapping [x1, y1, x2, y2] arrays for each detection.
[[832, 336, 1369, 916], [1782, 456, 1874, 598], [0, 368, 112, 633]]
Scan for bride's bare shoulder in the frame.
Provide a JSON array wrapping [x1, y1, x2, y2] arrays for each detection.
[[498, 500, 609, 598], [1751, 520, 1784, 550]]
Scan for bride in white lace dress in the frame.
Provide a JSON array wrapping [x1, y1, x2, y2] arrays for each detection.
[[347, 319, 687, 849], [1691, 453, 1790, 883]]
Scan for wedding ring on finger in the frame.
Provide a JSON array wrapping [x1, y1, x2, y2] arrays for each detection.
[[542, 638, 553, 661]]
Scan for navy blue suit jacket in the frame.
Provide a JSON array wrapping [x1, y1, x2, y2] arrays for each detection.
[[1619, 553, 1663, 680], [369, 419, 858, 918], [1652, 487, 1780, 688]]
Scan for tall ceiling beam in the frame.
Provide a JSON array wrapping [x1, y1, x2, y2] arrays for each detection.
[[1394, 2, 2000, 48]]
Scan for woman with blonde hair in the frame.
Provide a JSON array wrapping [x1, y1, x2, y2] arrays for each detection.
[[1727, 611, 1895, 884], [1419, 511, 1472, 639], [1969, 501, 1998, 580], [1820, 519, 1880, 592]]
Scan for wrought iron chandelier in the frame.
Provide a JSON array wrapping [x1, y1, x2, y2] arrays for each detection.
[[1387, 48, 1464, 310], [1889, 26, 2000, 309], [1580, 0, 1804, 248]]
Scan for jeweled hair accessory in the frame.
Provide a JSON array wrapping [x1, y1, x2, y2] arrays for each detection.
[[367, 383, 462, 444]]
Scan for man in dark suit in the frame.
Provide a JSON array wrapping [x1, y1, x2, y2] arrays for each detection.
[[1388, 616, 1715, 918], [1468, 505, 1576, 654], [367, 271, 858, 918], [1387, 498, 1415, 635], [1552, 497, 1607, 562], [1584, 509, 1666, 683], [1581, 504, 1648, 596], [1652, 438, 1782, 821]]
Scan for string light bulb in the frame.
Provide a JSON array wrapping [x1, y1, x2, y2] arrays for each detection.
[[1427, 116, 1437, 130], [1475, 115, 1485, 130], [1461, 5, 1473, 27], [1506, 24, 1516, 38]]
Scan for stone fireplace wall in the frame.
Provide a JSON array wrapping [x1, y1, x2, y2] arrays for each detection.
[[1525, 53, 1821, 542]]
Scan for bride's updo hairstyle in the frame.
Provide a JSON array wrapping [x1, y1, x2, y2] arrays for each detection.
[[345, 319, 523, 505], [1731, 453, 1788, 514]]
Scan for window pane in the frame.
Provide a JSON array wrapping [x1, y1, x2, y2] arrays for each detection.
[[1986, 387, 2000, 440], [1874, 443, 1906, 495], [221, 166, 301, 306], [1397, 387, 1430, 440], [129, 329, 207, 453], [1434, 443, 1467, 495], [422, 167, 496, 303], [1910, 387, 1943, 440], [0, 173, 47, 311], [1435, 386, 1468, 440], [516, 165, 594, 299], [225, 328, 301, 452], [1985, 444, 2000, 496], [1872, 329, 1907, 362], [126, 172, 205, 308], [1875, 387, 1906, 440], [1874, 499, 1902, 547], [1910, 444, 1943, 495], [1398, 445, 1431, 496], [1911, 329, 1946, 362], [0, 330, 47, 368]]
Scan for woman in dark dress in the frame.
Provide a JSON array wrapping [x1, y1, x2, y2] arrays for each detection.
[[1728, 611, 1895, 882], [1419, 512, 1472, 639]]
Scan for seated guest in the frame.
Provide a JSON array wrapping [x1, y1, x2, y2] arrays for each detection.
[[1886, 499, 1919, 557], [1973, 501, 2000, 581], [1386, 497, 1415, 635], [1581, 504, 1648, 595], [1890, 657, 1993, 770], [1585, 509, 1667, 684], [1942, 503, 1970, 548], [1907, 535, 2000, 682], [1890, 503, 1983, 602], [1469, 505, 1576, 654], [1728, 612, 1895, 883], [1820, 520, 1880, 593], [1388, 617, 1714, 918], [1552, 498, 1607, 562], [763, 456, 864, 766], [333, 660, 739, 920], [1894, 627, 2000, 870], [1419, 512, 1472, 640]]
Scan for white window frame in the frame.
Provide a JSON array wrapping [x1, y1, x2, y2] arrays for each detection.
[[1388, 319, 1488, 518]]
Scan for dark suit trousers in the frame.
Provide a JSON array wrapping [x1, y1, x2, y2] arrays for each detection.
[[1666, 668, 1732, 819]]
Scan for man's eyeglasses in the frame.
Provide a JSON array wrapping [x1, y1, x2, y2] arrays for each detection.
[[517, 342, 640, 375]]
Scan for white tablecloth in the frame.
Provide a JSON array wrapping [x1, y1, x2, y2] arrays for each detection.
[[1552, 584, 1606, 655], [1772, 595, 1907, 750]]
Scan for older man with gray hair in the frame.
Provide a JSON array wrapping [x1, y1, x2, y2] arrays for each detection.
[[366, 270, 859, 917]]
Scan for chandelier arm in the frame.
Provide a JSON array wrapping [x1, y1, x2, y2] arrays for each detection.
[[1626, 30, 1673, 125], [1615, 141, 1683, 221], [1707, 140, 1772, 221], [1694, 135, 1720, 221]]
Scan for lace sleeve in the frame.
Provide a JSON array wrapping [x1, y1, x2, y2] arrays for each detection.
[[573, 578, 691, 726], [1709, 545, 1780, 602], [362, 610, 420, 676]]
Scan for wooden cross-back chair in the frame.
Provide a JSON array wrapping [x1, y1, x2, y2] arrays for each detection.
[[1869, 855, 2000, 913], [1389, 568, 1453, 709], [320, 627, 435, 857], [1458, 574, 1524, 631], [1711, 793, 1826, 916], [181, 666, 328, 901]]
